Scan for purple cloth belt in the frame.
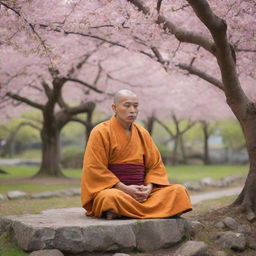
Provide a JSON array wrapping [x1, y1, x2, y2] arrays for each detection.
[[108, 163, 145, 185]]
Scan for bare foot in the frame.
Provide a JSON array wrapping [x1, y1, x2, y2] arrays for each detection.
[[106, 211, 121, 220]]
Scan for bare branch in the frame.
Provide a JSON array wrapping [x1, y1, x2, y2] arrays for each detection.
[[6, 92, 45, 110], [127, 0, 150, 14], [155, 118, 174, 137], [177, 63, 224, 91], [66, 78, 105, 94], [157, 0, 163, 13], [157, 15, 216, 55]]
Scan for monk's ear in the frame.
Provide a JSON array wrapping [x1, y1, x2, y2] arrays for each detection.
[[112, 104, 116, 113]]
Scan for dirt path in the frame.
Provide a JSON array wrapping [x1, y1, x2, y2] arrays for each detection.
[[190, 186, 242, 204]]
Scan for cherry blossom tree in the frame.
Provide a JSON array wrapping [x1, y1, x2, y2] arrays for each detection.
[[1, 0, 256, 219]]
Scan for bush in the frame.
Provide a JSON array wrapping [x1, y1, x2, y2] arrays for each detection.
[[61, 146, 85, 168]]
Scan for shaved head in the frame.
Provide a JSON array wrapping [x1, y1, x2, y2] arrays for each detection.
[[113, 89, 137, 105]]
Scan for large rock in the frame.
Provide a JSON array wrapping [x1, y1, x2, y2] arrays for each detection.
[[215, 231, 246, 251], [0, 208, 191, 254], [174, 240, 208, 256], [7, 190, 27, 200]]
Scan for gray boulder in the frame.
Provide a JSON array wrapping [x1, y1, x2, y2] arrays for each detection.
[[174, 240, 208, 256], [237, 224, 251, 233], [247, 236, 256, 250], [7, 190, 27, 200], [215, 221, 225, 229], [29, 249, 64, 256], [0, 208, 191, 253], [189, 220, 205, 235], [184, 181, 203, 191], [223, 217, 239, 230], [215, 231, 246, 251]]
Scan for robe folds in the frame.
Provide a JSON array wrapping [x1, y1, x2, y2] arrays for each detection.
[[81, 116, 192, 219]]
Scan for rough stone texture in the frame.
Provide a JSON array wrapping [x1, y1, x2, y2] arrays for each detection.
[[174, 240, 208, 256], [213, 251, 227, 256], [0, 208, 191, 254], [189, 220, 205, 235], [237, 224, 251, 233], [7, 190, 27, 200], [247, 236, 256, 250], [222, 217, 239, 230], [29, 249, 64, 256], [215, 231, 246, 251], [215, 222, 225, 229]]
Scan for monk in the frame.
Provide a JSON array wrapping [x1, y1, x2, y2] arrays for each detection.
[[81, 89, 192, 219]]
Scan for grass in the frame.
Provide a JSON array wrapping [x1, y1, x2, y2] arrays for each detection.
[[0, 196, 81, 217], [0, 165, 249, 181], [0, 166, 82, 178], [166, 165, 248, 183], [0, 233, 27, 256]]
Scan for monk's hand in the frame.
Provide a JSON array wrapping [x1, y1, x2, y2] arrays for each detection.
[[114, 182, 146, 202], [137, 183, 153, 202]]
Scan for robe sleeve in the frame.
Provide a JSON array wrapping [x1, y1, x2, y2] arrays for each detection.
[[81, 126, 120, 210], [142, 130, 170, 186]]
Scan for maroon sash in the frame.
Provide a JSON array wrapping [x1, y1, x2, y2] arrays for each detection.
[[108, 163, 145, 185]]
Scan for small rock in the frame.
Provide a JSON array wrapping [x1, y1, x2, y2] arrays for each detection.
[[215, 221, 225, 229], [29, 249, 64, 256], [59, 188, 80, 196], [190, 220, 205, 235], [184, 181, 203, 191], [247, 236, 256, 250], [30, 191, 58, 199], [215, 231, 246, 251], [174, 240, 208, 256], [0, 193, 6, 200], [7, 190, 27, 200], [223, 217, 239, 230], [213, 251, 227, 256], [200, 177, 215, 187], [113, 253, 131, 256], [237, 224, 251, 233]]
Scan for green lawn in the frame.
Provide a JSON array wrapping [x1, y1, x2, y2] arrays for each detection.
[[166, 165, 248, 183], [0, 166, 82, 178], [0, 165, 249, 181]]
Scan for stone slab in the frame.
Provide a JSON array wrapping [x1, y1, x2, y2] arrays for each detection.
[[0, 208, 191, 254]]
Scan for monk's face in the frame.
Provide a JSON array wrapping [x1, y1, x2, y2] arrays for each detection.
[[112, 94, 139, 127]]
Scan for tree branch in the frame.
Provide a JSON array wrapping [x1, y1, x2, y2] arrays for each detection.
[[155, 118, 174, 137], [6, 92, 45, 110], [66, 78, 105, 94], [185, 0, 249, 105], [177, 63, 224, 91]]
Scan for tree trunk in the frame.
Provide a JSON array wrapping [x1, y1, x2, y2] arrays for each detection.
[[232, 116, 256, 221], [171, 136, 179, 165], [179, 135, 187, 164], [202, 122, 211, 165], [35, 125, 64, 177], [85, 109, 94, 143], [145, 116, 155, 135]]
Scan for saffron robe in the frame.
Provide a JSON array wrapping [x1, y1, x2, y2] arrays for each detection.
[[81, 116, 192, 218]]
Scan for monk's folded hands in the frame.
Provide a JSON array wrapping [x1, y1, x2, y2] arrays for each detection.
[[114, 182, 149, 202]]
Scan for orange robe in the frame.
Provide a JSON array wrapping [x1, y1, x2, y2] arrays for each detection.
[[81, 116, 192, 218]]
